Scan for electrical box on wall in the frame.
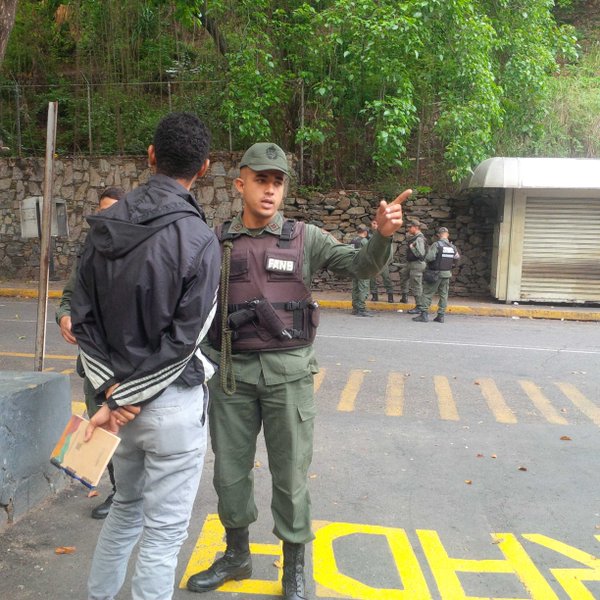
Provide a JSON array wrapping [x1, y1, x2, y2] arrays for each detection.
[[19, 197, 69, 239]]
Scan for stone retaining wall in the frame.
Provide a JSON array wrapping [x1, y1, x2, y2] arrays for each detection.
[[0, 156, 495, 297]]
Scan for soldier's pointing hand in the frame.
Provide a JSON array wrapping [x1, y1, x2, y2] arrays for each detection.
[[374, 189, 412, 237]]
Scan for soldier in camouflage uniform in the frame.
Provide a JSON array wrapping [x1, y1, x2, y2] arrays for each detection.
[[351, 224, 372, 316], [400, 220, 426, 311], [413, 227, 460, 323], [187, 142, 411, 600]]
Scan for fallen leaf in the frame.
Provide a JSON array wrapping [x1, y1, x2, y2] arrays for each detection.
[[491, 454, 497, 459], [55, 546, 76, 555], [560, 436, 572, 441], [254, 461, 262, 468], [87, 489, 99, 498], [518, 466, 528, 472], [476, 453, 484, 458], [273, 559, 282, 568], [474, 380, 480, 386], [309, 474, 317, 479], [465, 480, 472, 485]]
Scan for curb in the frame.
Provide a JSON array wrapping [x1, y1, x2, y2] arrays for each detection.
[[316, 299, 600, 322], [1, 288, 597, 322], [0, 288, 62, 299]]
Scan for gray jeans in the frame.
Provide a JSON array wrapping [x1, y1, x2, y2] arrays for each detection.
[[88, 384, 208, 600]]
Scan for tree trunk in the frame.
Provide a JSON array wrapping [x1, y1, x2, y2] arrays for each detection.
[[0, 0, 18, 65]]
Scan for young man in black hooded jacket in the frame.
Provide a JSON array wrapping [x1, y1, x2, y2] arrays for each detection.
[[71, 112, 220, 600]]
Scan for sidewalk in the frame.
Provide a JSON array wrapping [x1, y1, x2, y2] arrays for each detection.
[[1, 279, 599, 322]]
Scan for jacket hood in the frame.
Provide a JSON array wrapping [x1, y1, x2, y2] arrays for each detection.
[[86, 175, 205, 259]]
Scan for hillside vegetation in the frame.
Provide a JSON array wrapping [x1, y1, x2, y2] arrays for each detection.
[[0, 0, 598, 190]]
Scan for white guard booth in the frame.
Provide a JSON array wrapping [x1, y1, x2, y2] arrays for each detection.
[[467, 157, 600, 304]]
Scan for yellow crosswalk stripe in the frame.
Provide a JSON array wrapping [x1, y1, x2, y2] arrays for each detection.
[[435, 376, 459, 421], [519, 380, 568, 425], [314, 368, 326, 392], [555, 382, 600, 426], [337, 370, 365, 412], [385, 372, 405, 417], [477, 378, 517, 424]]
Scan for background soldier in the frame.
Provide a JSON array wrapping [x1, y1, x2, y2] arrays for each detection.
[[400, 220, 427, 311], [413, 226, 460, 323], [369, 219, 395, 302], [186, 142, 410, 600], [351, 224, 372, 317], [55, 186, 124, 519]]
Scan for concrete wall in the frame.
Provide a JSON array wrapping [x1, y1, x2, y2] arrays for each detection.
[[0, 372, 71, 531], [0, 156, 496, 296]]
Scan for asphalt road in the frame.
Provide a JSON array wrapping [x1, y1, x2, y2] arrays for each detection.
[[1, 299, 599, 599]]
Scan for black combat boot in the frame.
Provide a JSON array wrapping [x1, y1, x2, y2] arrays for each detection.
[[400, 294, 408, 303], [282, 542, 307, 600], [371, 292, 379, 301], [407, 307, 421, 314], [387, 293, 394, 303], [433, 314, 445, 323], [412, 311, 429, 322], [187, 527, 252, 593]]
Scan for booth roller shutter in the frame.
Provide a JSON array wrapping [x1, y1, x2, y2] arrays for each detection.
[[521, 197, 600, 302]]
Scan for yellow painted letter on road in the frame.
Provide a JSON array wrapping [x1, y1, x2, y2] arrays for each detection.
[[524, 534, 600, 599], [418, 530, 558, 599], [179, 514, 282, 595], [313, 520, 430, 599]]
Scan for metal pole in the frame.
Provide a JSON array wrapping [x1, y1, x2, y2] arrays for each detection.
[[167, 81, 172, 112], [34, 101, 59, 371], [84, 75, 93, 156], [14, 82, 22, 157], [299, 79, 305, 185]]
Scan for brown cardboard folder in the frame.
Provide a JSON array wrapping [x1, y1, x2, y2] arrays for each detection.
[[50, 414, 120, 489]]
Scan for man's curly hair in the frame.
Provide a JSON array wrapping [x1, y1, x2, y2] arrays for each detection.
[[153, 112, 211, 180]]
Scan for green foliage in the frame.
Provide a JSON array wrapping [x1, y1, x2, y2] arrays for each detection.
[[0, 0, 584, 185]]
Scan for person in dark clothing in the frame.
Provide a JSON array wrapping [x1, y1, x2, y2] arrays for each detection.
[[71, 112, 221, 600], [56, 186, 125, 520]]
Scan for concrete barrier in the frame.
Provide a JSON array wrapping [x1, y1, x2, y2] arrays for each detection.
[[0, 371, 71, 531]]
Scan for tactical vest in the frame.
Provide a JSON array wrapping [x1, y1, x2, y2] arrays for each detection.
[[406, 232, 425, 262], [208, 219, 319, 353], [428, 240, 458, 271]]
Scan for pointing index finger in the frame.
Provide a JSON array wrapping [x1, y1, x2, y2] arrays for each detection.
[[391, 189, 413, 205]]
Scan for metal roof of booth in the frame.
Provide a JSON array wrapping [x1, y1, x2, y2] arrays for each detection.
[[467, 157, 600, 190]]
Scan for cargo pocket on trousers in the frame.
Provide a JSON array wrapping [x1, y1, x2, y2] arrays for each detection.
[[297, 401, 316, 423]]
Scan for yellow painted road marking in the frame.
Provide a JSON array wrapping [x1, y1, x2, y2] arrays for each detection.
[[337, 370, 366, 412], [555, 382, 600, 426], [385, 372, 405, 417], [519, 380, 568, 425], [434, 376, 459, 421], [183, 515, 600, 599], [179, 514, 282, 595], [61, 368, 75, 375], [477, 378, 517, 424], [0, 351, 77, 360], [418, 530, 558, 599], [524, 534, 600, 598], [314, 368, 326, 392], [43, 367, 56, 372], [313, 520, 430, 599]]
